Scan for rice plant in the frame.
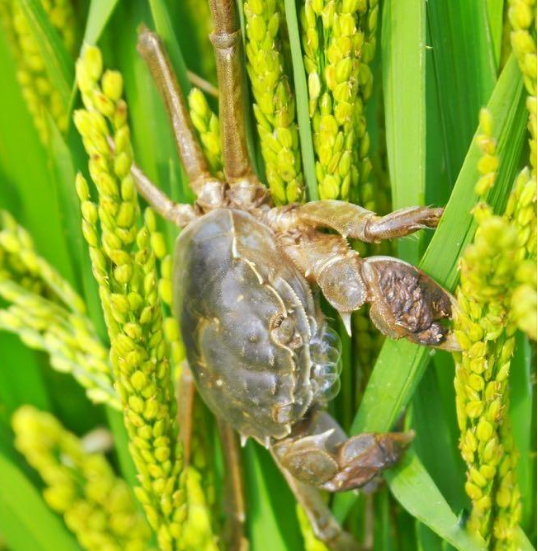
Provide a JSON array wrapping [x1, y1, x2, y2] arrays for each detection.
[[0, 1, 535, 551]]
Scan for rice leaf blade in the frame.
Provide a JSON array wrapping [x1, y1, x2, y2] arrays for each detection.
[[283, 0, 318, 201], [244, 444, 301, 551], [486, 0, 505, 69], [510, 332, 534, 529], [0, 33, 73, 280], [382, 0, 426, 263], [83, 0, 121, 45], [386, 453, 487, 551], [412, 367, 467, 511], [427, 0, 497, 185], [0, 454, 81, 551]]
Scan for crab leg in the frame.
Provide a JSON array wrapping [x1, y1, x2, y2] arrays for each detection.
[[272, 410, 412, 493], [177, 367, 248, 550], [217, 420, 249, 551], [208, 0, 265, 204], [106, 134, 199, 227], [270, 457, 361, 551], [137, 27, 225, 210], [277, 228, 458, 350], [176, 363, 197, 463], [293, 201, 443, 242], [130, 162, 197, 227]]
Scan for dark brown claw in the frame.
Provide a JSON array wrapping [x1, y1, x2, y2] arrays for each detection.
[[272, 410, 413, 493], [361, 256, 458, 351], [319, 431, 414, 492]]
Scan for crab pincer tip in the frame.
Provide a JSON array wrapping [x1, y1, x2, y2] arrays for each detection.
[[339, 312, 352, 337]]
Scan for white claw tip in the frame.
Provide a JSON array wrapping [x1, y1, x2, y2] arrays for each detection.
[[339, 312, 352, 336], [240, 434, 249, 447]]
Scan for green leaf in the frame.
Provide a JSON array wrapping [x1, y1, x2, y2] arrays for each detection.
[[83, 0, 121, 45], [0, 454, 81, 551], [333, 56, 527, 539], [382, 0, 426, 264], [516, 528, 536, 551], [149, 0, 191, 95], [283, 0, 318, 201], [510, 333, 534, 530], [416, 522, 445, 551], [0, 32, 73, 282], [18, 0, 74, 108], [486, 0, 505, 70], [0, 335, 51, 420], [387, 453, 487, 551], [411, 365, 467, 512], [428, 0, 497, 185], [244, 443, 302, 551], [373, 489, 396, 551]]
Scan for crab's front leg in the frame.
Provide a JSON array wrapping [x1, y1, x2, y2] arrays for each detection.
[[272, 410, 412, 493], [294, 200, 443, 242], [276, 228, 458, 349]]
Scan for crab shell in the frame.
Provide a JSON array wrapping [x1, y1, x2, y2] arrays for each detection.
[[173, 208, 342, 443]]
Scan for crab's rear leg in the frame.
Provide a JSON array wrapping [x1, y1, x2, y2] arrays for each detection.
[[294, 200, 443, 242], [178, 366, 248, 551], [271, 460, 361, 551], [208, 0, 268, 207], [137, 28, 225, 212], [217, 420, 249, 551]]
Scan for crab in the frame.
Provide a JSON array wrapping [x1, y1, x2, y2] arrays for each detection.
[[129, 2, 458, 549]]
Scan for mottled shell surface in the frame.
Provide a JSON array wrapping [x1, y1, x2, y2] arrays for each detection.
[[174, 209, 340, 442]]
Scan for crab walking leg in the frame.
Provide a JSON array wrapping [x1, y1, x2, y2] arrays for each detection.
[[295, 201, 443, 242], [278, 229, 458, 349], [208, 0, 264, 204], [217, 420, 249, 551], [137, 27, 224, 205], [177, 367, 248, 550], [176, 364, 197, 464], [130, 162, 197, 227], [270, 457, 361, 551], [106, 134, 199, 227], [272, 410, 413, 493]]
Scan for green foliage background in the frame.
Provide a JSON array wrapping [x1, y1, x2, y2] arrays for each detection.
[[0, 0, 535, 550]]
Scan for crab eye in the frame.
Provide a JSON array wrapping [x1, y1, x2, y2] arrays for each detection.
[[270, 314, 303, 348]]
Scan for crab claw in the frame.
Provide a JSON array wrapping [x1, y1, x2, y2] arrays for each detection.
[[339, 312, 352, 337], [272, 411, 414, 493], [319, 430, 414, 492], [360, 256, 459, 351]]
